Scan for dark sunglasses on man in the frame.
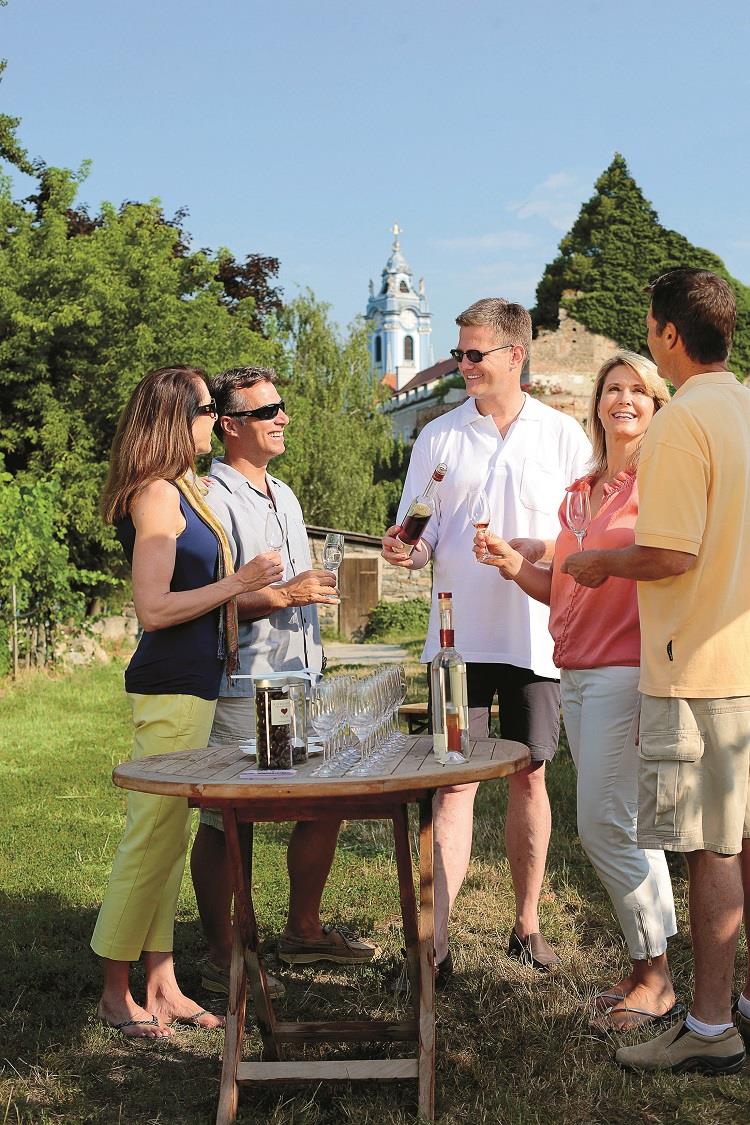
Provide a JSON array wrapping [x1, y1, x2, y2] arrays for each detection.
[[449, 344, 514, 364], [224, 399, 286, 421]]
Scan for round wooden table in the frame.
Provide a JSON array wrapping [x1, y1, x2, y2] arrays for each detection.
[[114, 734, 530, 1124]]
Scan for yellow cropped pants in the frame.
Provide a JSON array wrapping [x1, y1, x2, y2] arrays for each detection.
[[90, 692, 216, 962]]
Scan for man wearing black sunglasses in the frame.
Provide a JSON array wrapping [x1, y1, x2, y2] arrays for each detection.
[[191, 366, 378, 992], [383, 297, 591, 981]]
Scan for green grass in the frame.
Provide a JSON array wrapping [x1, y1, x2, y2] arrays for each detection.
[[1, 662, 749, 1123]]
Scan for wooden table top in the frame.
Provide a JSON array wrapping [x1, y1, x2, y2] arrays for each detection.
[[113, 735, 530, 803]]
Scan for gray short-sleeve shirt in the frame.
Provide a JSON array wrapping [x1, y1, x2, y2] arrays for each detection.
[[205, 459, 323, 696]]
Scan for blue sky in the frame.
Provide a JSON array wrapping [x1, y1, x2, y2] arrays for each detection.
[[3, 0, 749, 360]]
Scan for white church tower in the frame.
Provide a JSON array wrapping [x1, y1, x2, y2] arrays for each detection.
[[366, 224, 433, 390]]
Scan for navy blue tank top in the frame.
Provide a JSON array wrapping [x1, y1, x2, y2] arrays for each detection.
[[117, 491, 224, 701]]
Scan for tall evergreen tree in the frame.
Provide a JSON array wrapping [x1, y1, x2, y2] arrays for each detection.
[[533, 154, 750, 377]]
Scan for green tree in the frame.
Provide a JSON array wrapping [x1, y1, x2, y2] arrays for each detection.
[[0, 160, 282, 576], [275, 294, 395, 534], [0, 457, 113, 673], [533, 153, 750, 377]]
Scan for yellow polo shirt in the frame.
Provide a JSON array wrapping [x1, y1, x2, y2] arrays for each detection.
[[635, 371, 750, 698]]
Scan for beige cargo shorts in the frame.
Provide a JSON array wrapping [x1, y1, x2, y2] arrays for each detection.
[[637, 694, 750, 855]]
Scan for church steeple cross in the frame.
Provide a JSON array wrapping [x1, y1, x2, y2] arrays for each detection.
[[390, 222, 404, 250]]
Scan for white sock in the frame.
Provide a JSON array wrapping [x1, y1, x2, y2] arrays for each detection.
[[685, 1012, 733, 1037], [738, 993, 750, 1019]]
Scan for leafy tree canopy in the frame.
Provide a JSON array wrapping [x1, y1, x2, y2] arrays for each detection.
[[532, 153, 750, 377], [0, 155, 282, 577]]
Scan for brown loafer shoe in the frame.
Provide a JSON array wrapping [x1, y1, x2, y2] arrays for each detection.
[[507, 928, 560, 972]]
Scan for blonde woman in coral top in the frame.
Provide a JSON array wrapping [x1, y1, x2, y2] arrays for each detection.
[[475, 351, 678, 1030]]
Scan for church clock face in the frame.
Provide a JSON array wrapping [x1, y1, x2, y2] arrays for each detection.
[[401, 309, 417, 329]]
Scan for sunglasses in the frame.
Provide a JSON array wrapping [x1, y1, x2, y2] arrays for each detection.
[[449, 344, 514, 364], [224, 399, 286, 421], [194, 398, 218, 416]]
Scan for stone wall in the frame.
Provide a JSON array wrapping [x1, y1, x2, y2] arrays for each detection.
[[529, 306, 620, 422], [531, 307, 619, 379]]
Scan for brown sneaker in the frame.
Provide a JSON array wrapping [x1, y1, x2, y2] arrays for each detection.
[[277, 924, 380, 966], [507, 928, 560, 972], [615, 1020, 745, 1074], [200, 960, 285, 999]]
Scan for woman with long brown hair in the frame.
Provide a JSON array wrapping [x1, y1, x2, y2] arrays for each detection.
[[92, 365, 283, 1038]]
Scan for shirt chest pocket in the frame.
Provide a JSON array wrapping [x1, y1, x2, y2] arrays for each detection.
[[519, 458, 560, 515]]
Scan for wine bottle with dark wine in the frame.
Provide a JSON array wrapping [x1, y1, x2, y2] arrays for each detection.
[[430, 591, 469, 764], [396, 462, 447, 555]]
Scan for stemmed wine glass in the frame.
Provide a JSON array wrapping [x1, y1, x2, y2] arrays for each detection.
[[323, 533, 344, 589], [265, 509, 287, 552], [565, 489, 592, 551], [467, 487, 491, 561]]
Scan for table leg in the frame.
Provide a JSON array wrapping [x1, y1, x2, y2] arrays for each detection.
[[223, 813, 279, 1059], [216, 811, 250, 1124], [217, 812, 281, 1125], [217, 889, 247, 1125], [417, 794, 436, 1123], [392, 804, 420, 1004]]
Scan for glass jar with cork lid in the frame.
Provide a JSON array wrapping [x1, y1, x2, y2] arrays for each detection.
[[253, 673, 308, 769]]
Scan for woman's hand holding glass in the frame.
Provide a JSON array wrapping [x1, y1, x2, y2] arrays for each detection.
[[234, 551, 284, 592]]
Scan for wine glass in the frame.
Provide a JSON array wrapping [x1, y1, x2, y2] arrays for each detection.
[[322, 532, 344, 588], [349, 677, 379, 775], [467, 487, 491, 561], [265, 509, 287, 551], [565, 489, 591, 552], [308, 681, 337, 768]]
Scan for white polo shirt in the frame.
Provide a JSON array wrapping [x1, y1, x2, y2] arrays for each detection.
[[206, 459, 323, 695], [397, 394, 591, 677]]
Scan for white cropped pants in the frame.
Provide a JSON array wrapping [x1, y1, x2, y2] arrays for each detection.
[[560, 666, 677, 960]]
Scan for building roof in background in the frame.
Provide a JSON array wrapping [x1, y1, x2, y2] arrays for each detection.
[[395, 357, 458, 395]]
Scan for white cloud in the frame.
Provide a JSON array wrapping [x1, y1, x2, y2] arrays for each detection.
[[509, 170, 587, 232]]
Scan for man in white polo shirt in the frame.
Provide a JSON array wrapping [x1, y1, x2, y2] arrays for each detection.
[[383, 298, 590, 982]]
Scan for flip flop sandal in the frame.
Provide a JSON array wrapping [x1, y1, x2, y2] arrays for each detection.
[[100, 1014, 171, 1039], [172, 1009, 226, 1030], [592, 988, 627, 1013], [590, 1000, 685, 1032]]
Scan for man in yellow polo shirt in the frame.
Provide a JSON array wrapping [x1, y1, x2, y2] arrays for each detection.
[[564, 267, 750, 1075]]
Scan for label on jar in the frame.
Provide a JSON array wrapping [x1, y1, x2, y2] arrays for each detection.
[[270, 699, 292, 726]]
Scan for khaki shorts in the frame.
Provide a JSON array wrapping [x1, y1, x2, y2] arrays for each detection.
[[200, 696, 254, 831], [637, 694, 750, 855]]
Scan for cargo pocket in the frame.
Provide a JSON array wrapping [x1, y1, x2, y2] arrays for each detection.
[[639, 728, 704, 835]]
